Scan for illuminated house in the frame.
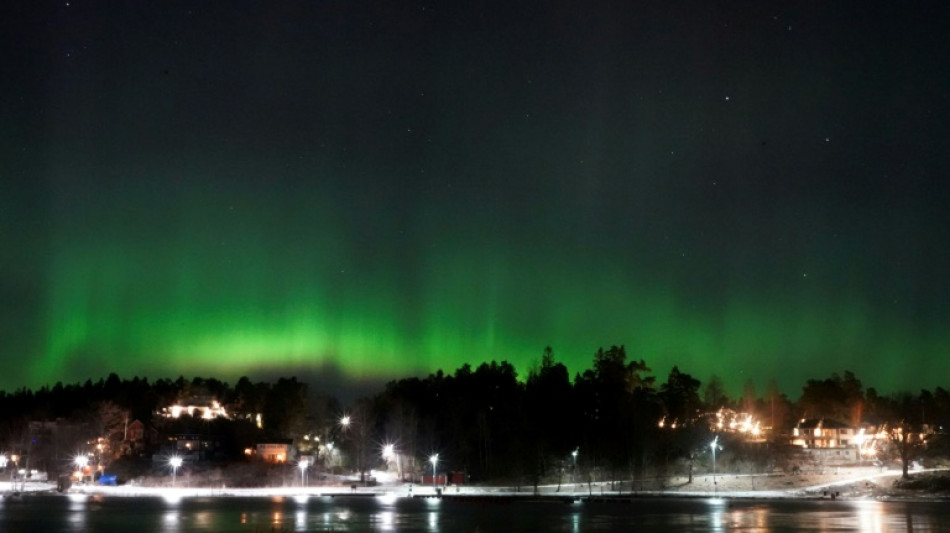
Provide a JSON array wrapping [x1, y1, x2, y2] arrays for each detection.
[[158, 398, 229, 420], [791, 418, 859, 465], [792, 419, 857, 448], [659, 408, 766, 442], [254, 439, 297, 464], [157, 397, 263, 429]]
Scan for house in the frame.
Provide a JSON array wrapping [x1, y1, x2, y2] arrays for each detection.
[[792, 419, 857, 448], [158, 397, 229, 420], [167, 433, 224, 461], [123, 419, 159, 456], [791, 418, 860, 465], [255, 439, 296, 463]]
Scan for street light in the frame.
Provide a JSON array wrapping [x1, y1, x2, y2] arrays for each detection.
[[74, 455, 89, 482], [571, 448, 579, 484], [169, 456, 183, 487], [340, 415, 351, 429], [429, 454, 439, 488], [298, 458, 309, 487], [709, 436, 720, 494], [383, 443, 401, 481], [10, 455, 18, 487]]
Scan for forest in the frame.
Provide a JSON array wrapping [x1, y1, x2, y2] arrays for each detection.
[[1, 346, 948, 485]]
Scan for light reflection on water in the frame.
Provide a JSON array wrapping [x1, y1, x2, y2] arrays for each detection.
[[162, 509, 179, 533], [709, 499, 770, 531], [855, 499, 887, 533], [378, 509, 395, 530], [3, 494, 950, 532], [66, 493, 86, 530], [708, 497, 725, 531]]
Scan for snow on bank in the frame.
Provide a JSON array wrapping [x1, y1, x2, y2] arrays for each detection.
[[2, 481, 57, 493], [6, 467, 939, 502]]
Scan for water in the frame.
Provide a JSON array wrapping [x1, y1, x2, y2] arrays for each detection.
[[2, 493, 948, 532]]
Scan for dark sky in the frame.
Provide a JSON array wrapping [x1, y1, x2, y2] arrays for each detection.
[[2, 1, 948, 398]]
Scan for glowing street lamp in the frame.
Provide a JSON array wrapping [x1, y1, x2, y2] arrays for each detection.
[[429, 454, 439, 488], [74, 455, 90, 482], [169, 456, 183, 486], [709, 436, 721, 494], [571, 448, 579, 484], [0, 455, 7, 469], [298, 458, 309, 487], [340, 415, 351, 429], [382, 443, 401, 481]]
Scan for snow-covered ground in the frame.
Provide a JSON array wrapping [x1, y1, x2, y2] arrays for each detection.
[[1, 467, 930, 501]]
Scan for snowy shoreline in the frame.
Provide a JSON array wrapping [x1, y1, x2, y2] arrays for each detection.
[[5, 467, 944, 502]]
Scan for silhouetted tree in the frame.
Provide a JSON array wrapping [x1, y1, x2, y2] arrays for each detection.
[[885, 392, 927, 479], [575, 346, 659, 483], [798, 371, 865, 426], [660, 366, 702, 423], [703, 375, 730, 410], [525, 347, 574, 486]]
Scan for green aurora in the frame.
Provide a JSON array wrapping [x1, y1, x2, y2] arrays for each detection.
[[3, 2, 949, 397], [29, 152, 948, 397]]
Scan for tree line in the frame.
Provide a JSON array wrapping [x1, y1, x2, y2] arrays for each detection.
[[1, 346, 948, 483]]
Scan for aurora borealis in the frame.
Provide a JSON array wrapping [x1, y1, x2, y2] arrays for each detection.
[[2, 2, 948, 397]]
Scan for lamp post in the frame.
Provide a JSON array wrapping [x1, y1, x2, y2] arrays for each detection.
[[339, 415, 355, 478], [169, 456, 183, 487], [429, 454, 439, 489], [74, 455, 89, 483], [96, 440, 104, 478], [10, 455, 18, 490], [298, 458, 309, 487], [571, 448, 579, 485], [383, 444, 400, 480], [709, 436, 719, 494]]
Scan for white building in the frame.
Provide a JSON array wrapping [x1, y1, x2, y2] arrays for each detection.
[[791, 419, 860, 465]]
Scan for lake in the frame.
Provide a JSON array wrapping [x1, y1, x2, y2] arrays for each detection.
[[1, 493, 947, 532]]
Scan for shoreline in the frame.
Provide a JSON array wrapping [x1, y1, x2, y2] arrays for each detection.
[[5, 468, 947, 502]]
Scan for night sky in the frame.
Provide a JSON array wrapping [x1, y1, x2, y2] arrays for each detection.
[[2, 2, 948, 398]]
